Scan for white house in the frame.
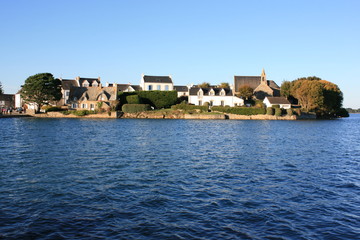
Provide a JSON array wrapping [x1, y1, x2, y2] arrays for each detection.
[[188, 87, 244, 107], [263, 97, 291, 109], [140, 74, 174, 91]]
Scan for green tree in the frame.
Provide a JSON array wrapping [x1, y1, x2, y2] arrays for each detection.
[[21, 73, 62, 112], [198, 82, 211, 88], [0, 81, 3, 95], [280, 80, 292, 98], [218, 82, 230, 88], [237, 85, 254, 100]]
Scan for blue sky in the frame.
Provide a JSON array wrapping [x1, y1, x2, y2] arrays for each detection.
[[1, 0, 359, 108]]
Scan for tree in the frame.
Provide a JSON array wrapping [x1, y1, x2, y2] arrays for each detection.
[[198, 82, 211, 88], [280, 80, 292, 98], [0, 81, 3, 95], [237, 85, 254, 100], [21, 73, 62, 112], [292, 80, 324, 112], [218, 82, 230, 88]]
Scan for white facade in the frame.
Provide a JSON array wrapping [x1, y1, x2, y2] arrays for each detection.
[[263, 97, 291, 109], [15, 93, 22, 108], [189, 88, 244, 107]]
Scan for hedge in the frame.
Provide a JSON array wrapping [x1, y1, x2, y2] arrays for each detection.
[[211, 106, 266, 115], [122, 104, 151, 113], [266, 107, 274, 115], [126, 95, 142, 104], [287, 108, 293, 116], [119, 91, 177, 109], [171, 103, 208, 112], [275, 108, 282, 116]]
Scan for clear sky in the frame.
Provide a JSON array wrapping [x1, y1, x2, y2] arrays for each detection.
[[1, 0, 359, 108]]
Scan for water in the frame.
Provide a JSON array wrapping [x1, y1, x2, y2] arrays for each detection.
[[0, 116, 359, 239]]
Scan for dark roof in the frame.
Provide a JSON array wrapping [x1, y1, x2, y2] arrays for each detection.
[[143, 75, 172, 83], [268, 80, 280, 89], [174, 86, 188, 92], [69, 87, 116, 102], [266, 97, 291, 104], [61, 79, 78, 90], [117, 84, 131, 91], [189, 87, 233, 96], [78, 77, 101, 87], [234, 76, 280, 91], [0, 94, 15, 102], [131, 85, 142, 91]]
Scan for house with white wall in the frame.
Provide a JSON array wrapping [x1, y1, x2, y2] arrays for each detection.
[[140, 74, 174, 91], [188, 87, 244, 107], [263, 97, 291, 109]]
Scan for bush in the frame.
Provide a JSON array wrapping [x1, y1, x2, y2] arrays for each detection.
[[272, 104, 280, 108], [44, 106, 62, 112], [336, 108, 349, 118], [171, 103, 208, 112], [287, 108, 293, 116], [126, 95, 142, 104], [72, 110, 90, 116], [266, 107, 274, 115], [122, 104, 151, 113], [119, 91, 177, 109], [275, 108, 282, 116], [211, 106, 266, 115]]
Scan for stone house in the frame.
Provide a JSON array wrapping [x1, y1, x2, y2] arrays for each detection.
[[234, 69, 280, 99], [0, 94, 15, 108]]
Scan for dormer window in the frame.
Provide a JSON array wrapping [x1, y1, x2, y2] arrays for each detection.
[[198, 90, 203, 96], [93, 82, 98, 87], [209, 89, 215, 96], [82, 80, 90, 87], [220, 90, 225, 96]]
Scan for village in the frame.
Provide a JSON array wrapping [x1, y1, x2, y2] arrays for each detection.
[[0, 69, 311, 120]]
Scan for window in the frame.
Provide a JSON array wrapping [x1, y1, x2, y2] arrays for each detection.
[[65, 91, 69, 96], [165, 85, 169, 91], [221, 100, 225, 106], [82, 103, 87, 109], [198, 91, 203, 97], [83, 83, 89, 87], [72, 103, 78, 108], [209, 91, 214, 96], [210, 101, 213, 106], [157, 85, 161, 90], [220, 90, 225, 96], [93, 82, 98, 87], [90, 104, 95, 110], [198, 100, 202, 106], [148, 85, 153, 90]]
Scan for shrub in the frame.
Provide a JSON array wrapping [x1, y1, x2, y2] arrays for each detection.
[[44, 106, 62, 112], [211, 106, 266, 115], [336, 108, 349, 118], [272, 104, 280, 108], [126, 95, 142, 104], [122, 104, 151, 113], [275, 108, 282, 116], [266, 107, 274, 115], [72, 110, 90, 116], [119, 91, 177, 109], [171, 103, 208, 112], [287, 108, 293, 116]]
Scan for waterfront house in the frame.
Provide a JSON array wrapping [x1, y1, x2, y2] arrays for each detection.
[[188, 87, 244, 107], [263, 97, 291, 109], [174, 85, 189, 98], [140, 74, 174, 91], [69, 85, 118, 111], [234, 69, 280, 99]]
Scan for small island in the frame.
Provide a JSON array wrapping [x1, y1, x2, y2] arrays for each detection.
[[0, 70, 348, 120]]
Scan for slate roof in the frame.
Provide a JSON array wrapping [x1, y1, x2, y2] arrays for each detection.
[[69, 87, 117, 102], [143, 75, 172, 83], [234, 76, 280, 90], [78, 77, 101, 87], [189, 87, 233, 96], [266, 97, 291, 104], [61, 79, 78, 90], [174, 86, 188, 92], [0, 94, 15, 102]]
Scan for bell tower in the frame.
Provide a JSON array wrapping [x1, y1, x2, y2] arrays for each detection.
[[261, 68, 267, 85]]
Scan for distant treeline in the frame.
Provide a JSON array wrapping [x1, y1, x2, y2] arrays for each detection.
[[346, 108, 360, 113]]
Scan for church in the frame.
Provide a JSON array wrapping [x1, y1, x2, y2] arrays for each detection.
[[234, 69, 280, 99]]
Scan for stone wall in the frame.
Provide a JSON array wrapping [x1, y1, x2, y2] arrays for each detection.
[[31, 111, 119, 118]]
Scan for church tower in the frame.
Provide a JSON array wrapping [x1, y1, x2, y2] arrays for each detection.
[[261, 68, 267, 85]]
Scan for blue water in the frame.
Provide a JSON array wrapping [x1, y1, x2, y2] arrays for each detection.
[[0, 116, 359, 239]]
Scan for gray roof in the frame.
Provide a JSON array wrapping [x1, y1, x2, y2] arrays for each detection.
[[143, 75, 172, 83], [69, 87, 117, 102], [234, 76, 280, 91], [174, 86, 188, 92], [61, 79, 78, 90], [116, 84, 142, 91], [189, 87, 233, 96], [79, 77, 101, 87], [266, 97, 291, 104]]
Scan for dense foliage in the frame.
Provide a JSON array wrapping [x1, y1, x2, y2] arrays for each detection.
[[122, 104, 151, 113], [0, 81, 3, 95], [171, 103, 208, 112], [21, 73, 62, 112], [266, 107, 274, 115], [197, 82, 211, 88], [126, 95, 142, 104], [218, 82, 230, 88], [211, 106, 266, 115], [119, 91, 177, 109], [280, 76, 347, 117], [237, 85, 254, 100], [274, 108, 282, 116]]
